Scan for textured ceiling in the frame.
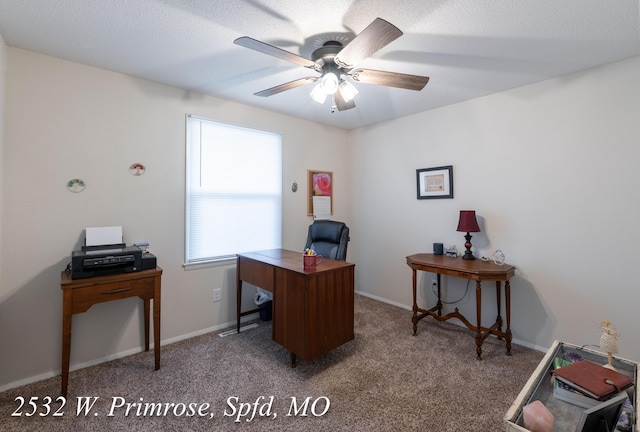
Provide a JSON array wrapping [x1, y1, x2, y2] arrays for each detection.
[[1, 0, 639, 130]]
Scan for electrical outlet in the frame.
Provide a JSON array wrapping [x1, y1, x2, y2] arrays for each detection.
[[213, 288, 221, 302]]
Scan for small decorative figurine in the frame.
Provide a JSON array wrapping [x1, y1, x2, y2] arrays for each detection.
[[599, 320, 620, 370], [444, 245, 458, 258]]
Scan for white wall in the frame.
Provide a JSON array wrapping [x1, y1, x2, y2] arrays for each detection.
[[0, 34, 5, 292], [0, 48, 350, 390], [2, 44, 638, 391], [349, 56, 640, 361]]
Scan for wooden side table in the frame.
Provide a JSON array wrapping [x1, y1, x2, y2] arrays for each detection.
[[60, 267, 162, 396], [406, 253, 515, 359]]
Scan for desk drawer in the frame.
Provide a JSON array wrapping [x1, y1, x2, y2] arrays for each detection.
[[68, 277, 155, 313], [238, 256, 275, 291]]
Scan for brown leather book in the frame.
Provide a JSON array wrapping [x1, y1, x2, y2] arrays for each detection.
[[552, 359, 633, 401]]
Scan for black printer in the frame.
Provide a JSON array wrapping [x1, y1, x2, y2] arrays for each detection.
[[71, 245, 147, 279]]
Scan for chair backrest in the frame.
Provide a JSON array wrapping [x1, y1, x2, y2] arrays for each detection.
[[304, 220, 350, 261]]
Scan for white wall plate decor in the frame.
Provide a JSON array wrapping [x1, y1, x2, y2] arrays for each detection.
[[129, 163, 145, 176], [66, 178, 86, 193]]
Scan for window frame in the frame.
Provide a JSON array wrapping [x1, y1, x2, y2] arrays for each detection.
[[184, 115, 283, 267]]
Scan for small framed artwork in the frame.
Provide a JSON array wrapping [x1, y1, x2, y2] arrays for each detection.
[[416, 165, 453, 199], [307, 170, 333, 216], [575, 393, 628, 432]]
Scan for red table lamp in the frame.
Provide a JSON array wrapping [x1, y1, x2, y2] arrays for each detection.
[[457, 210, 480, 260]]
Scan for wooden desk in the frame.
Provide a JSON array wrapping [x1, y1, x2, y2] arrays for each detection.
[[60, 267, 162, 396], [236, 249, 355, 367], [406, 254, 515, 359]]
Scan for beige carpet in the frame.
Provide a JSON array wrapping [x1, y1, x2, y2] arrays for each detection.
[[0, 294, 543, 431]]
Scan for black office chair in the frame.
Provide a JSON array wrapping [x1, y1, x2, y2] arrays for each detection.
[[304, 220, 350, 261]]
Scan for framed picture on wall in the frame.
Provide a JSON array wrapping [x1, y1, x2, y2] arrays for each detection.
[[416, 165, 453, 199], [307, 170, 333, 216]]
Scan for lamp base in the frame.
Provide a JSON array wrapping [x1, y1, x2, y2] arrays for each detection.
[[462, 251, 476, 260], [462, 232, 475, 260]]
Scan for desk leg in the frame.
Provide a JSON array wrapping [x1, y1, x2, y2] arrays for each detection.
[[236, 266, 242, 334], [144, 298, 150, 351], [475, 281, 483, 360], [495, 281, 503, 339], [154, 279, 161, 370], [411, 269, 418, 335], [505, 280, 512, 356]]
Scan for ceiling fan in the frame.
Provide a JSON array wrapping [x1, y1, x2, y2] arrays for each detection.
[[234, 18, 430, 111]]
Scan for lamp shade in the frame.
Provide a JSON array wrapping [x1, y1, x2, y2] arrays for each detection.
[[457, 210, 480, 233], [321, 71, 339, 94], [339, 79, 358, 102], [310, 82, 327, 103]]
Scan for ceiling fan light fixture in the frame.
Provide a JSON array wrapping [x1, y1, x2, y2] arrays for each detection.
[[236, 18, 429, 114], [321, 71, 339, 95], [310, 82, 327, 104], [339, 79, 359, 102]]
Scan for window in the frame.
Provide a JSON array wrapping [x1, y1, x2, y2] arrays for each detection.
[[185, 115, 282, 265]]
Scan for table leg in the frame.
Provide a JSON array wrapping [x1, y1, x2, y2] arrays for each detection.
[[411, 269, 418, 335], [144, 298, 150, 351], [154, 279, 161, 370], [436, 273, 442, 316], [61, 291, 72, 397], [505, 280, 512, 356], [475, 281, 483, 360]]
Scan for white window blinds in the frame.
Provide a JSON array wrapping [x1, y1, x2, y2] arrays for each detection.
[[185, 115, 282, 264]]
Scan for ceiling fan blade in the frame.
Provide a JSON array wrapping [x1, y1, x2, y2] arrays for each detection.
[[234, 36, 315, 68], [351, 68, 429, 91], [334, 91, 356, 111], [334, 18, 403, 70], [254, 77, 317, 97]]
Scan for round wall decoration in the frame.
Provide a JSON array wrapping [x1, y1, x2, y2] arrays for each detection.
[[129, 163, 146, 176], [67, 178, 86, 193]]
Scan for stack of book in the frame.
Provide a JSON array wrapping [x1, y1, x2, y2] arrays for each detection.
[[552, 359, 634, 408]]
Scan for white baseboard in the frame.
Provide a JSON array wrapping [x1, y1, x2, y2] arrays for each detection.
[[355, 290, 412, 311]]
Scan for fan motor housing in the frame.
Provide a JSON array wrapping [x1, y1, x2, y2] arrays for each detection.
[[311, 41, 343, 72]]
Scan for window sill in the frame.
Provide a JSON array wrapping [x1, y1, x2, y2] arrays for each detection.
[[183, 257, 236, 270]]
